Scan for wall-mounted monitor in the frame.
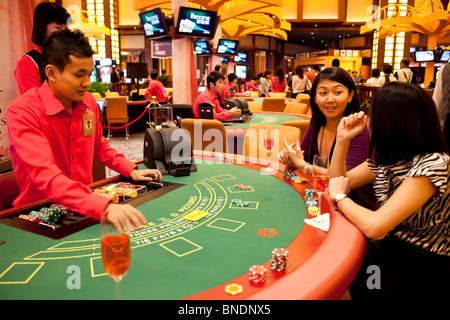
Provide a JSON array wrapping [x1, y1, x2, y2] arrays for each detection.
[[193, 40, 212, 56], [234, 52, 247, 63], [216, 39, 239, 56], [126, 62, 149, 80], [413, 50, 435, 62], [139, 8, 169, 39], [439, 50, 450, 62], [235, 65, 246, 80], [175, 6, 218, 38]]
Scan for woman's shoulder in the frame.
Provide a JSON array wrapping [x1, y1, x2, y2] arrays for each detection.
[[412, 153, 450, 171]]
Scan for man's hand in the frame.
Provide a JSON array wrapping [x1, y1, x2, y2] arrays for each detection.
[[129, 169, 162, 182], [104, 203, 147, 232], [230, 107, 242, 117]]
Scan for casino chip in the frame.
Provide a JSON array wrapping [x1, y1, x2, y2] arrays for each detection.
[[271, 248, 288, 272], [225, 283, 243, 296], [249, 265, 267, 284]]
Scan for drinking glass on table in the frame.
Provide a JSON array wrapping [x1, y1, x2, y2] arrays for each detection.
[[263, 127, 276, 173], [101, 213, 131, 300], [312, 154, 329, 215]]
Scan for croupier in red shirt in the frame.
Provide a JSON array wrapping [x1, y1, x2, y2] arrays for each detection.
[[144, 69, 166, 103], [6, 29, 162, 231], [193, 71, 241, 120], [221, 73, 243, 101]]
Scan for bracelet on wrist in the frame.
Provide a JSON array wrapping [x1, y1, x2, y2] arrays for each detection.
[[301, 163, 310, 173]]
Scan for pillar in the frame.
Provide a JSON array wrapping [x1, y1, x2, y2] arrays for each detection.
[[171, 0, 197, 105]]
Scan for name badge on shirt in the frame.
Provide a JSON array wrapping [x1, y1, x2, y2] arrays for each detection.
[[82, 110, 95, 137]]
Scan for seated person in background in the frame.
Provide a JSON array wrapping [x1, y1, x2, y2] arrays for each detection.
[[144, 69, 166, 103], [221, 73, 243, 101], [240, 75, 260, 93], [193, 71, 241, 120], [328, 82, 450, 300], [6, 29, 162, 231]]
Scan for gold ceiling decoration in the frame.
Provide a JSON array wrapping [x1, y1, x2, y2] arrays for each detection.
[[360, 0, 450, 87], [133, 0, 291, 40], [360, 0, 450, 38], [67, 7, 111, 39]]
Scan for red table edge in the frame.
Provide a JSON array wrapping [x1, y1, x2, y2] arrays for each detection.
[[184, 152, 366, 300]]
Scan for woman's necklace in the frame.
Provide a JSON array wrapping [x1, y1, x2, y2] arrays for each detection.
[[319, 125, 336, 155]]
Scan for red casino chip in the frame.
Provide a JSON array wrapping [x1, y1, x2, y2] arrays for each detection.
[[249, 265, 267, 284]]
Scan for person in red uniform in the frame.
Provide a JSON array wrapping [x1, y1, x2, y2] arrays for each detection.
[[6, 29, 162, 231], [221, 73, 244, 101], [14, 2, 71, 95], [144, 69, 166, 102], [193, 71, 241, 120], [240, 75, 260, 93]]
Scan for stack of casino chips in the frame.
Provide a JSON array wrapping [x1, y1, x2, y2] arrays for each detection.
[[283, 169, 305, 184], [271, 248, 288, 271], [28, 207, 61, 224], [249, 265, 267, 284], [50, 204, 72, 215], [305, 189, 318, 216]]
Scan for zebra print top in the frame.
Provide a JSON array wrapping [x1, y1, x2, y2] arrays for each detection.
[[367, 153, 450, 256]]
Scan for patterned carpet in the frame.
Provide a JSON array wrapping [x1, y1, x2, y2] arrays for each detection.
[[106, 131, 145, 177]]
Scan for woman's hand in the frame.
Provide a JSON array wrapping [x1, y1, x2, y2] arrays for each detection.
[[337, 111, 367, 143], [278, 138, 305, 169], [328, 176, 351, 199]]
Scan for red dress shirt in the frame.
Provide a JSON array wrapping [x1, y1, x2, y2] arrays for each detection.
[[6, 81, 137, 220], [220, 82, 234, 101], [193, 88, 231, 120], [240, 81, 259, 93], [14, 45, 42, 95], [144, 79, 166, 102]]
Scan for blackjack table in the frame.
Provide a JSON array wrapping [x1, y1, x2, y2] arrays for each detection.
[[0, 154, 365, 300]]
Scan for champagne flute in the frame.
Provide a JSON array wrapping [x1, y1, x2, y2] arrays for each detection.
[[312, 154, 329, 215], [100, 212, 131, 300], [263, 127, 275, 172]]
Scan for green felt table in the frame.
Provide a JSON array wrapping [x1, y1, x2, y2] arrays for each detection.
[[0, 156, 365, 300], [0, 160, 306, 299]]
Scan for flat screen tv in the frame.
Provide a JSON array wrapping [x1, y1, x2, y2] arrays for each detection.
[[234, 52, 247, 63], [126, 62, 149, 80], [414, 50, 435, 62], [175, 6, 218, 38], [139, 8, 169, 39], [439, 50, 450, 62], [193, 40, 212, 56], [235, 65, 246, 80], [216, 39, 239, 56]]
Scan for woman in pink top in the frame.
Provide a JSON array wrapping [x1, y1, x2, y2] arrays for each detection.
[[271, 66, 287, 92]]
